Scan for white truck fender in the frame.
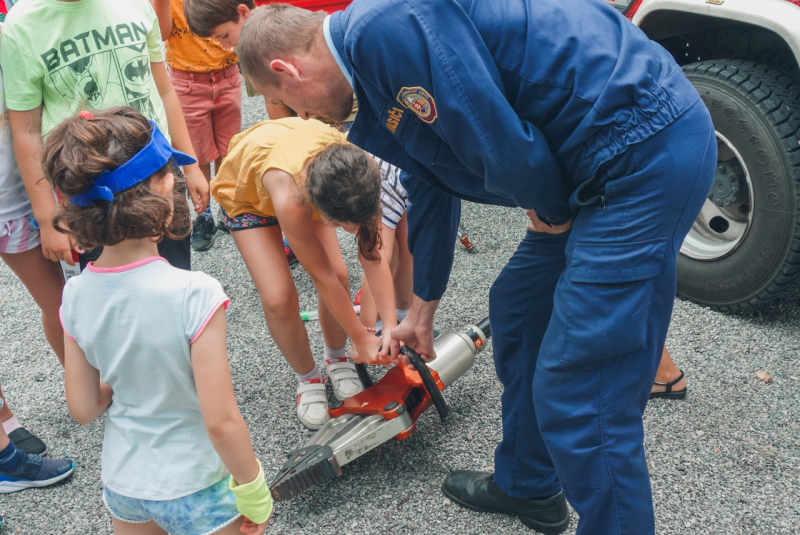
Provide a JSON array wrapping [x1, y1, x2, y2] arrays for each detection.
[[632, 0, 800, 64]]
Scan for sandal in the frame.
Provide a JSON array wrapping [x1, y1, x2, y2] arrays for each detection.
[[649, 370, 687, 400]]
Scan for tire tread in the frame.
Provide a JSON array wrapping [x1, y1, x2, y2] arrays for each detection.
[[681, 60, 800, 311]]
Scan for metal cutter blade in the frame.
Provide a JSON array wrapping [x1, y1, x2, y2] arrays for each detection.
[[270, 411, 413, 501]]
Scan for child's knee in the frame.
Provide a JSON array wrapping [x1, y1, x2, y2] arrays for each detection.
[[261, 289, 299, 322]]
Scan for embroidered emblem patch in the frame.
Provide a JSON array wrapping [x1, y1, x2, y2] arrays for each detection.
[[385, 106, 405, 133], [397, 87, 437, 124]]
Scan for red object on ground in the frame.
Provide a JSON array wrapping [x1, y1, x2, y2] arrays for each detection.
[[256, 1, 352, 13], [327, 363, 446, 441]]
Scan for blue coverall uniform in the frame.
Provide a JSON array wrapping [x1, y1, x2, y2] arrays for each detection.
[[326, 0, 716, 532]]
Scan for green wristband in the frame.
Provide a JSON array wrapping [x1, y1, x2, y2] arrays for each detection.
[[229, 460, 273, 524]]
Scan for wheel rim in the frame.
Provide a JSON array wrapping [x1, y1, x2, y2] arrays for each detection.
[[681, 131, 754, 261]]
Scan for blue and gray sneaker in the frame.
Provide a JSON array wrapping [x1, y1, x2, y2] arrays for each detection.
[[0, 451, 75, 494]]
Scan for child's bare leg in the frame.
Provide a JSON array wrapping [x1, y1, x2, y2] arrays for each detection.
[[231, 226, 315, 375], [313, 222, 365, 400], [0, 247, 66, 366], [0, 424, 10, 450], [392, 213, 413, 312], [200, 162, 212, 183], [213, 157, 223, 180], [312, 221, 349, 350], [0, 382, 13, 422], [111, 519, 167, 535]]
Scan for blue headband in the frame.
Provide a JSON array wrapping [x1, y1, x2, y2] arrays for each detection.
[[69, 121, 197, 207]]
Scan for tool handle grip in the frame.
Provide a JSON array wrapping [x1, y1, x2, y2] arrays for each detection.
[[476, 317, 491, 339], [354, 362, 374, 389], [401, 346, 453, 424]]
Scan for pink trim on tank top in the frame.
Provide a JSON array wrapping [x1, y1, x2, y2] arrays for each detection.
[[86, 256, 167, 273], [190, 298, 231, 344], [59, 307, 77, 343]]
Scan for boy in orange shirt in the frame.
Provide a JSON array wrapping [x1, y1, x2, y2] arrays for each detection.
[[152, 0, 243, 251]]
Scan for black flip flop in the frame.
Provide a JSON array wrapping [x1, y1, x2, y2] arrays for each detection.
[[649, 370, 687, 400]]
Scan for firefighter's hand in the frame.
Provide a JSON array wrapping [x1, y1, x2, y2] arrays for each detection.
[[391, 319, 436, 366], [526, 209, 572, 234]]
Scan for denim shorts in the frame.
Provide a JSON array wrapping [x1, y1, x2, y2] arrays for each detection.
[[103, 476, 240, 535]]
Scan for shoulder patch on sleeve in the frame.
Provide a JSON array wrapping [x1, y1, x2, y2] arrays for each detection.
[[380, 104, 411, 137], [396, 87, 437, 124]]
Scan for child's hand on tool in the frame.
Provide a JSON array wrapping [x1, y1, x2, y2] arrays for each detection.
[[350, 328, 396, 366], [352, 332, 386, 365], [379, 322, 397, 365]]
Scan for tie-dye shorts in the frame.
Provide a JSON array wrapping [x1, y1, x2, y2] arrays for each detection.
[[102, 476, 240, 535], [0, 214, 41, 254]]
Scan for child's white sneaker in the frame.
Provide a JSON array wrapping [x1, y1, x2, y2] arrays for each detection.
[[325, 358, 364, 401], [296, 379, 330, 430]]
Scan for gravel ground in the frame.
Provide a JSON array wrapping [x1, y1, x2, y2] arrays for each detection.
[[1, 91, 799, 534]]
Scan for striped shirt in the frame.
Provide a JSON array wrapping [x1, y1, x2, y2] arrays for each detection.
[[375, 157, 408, 230]]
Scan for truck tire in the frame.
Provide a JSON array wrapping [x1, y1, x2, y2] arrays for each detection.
[[744, 50, 800, 85], [678, 60, 800, 311]]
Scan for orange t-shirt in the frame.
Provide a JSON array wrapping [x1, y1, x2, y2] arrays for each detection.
[[165, 0, 237, 73]]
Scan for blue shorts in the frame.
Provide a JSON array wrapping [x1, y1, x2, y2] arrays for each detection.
[[103, 476, 240, 535]]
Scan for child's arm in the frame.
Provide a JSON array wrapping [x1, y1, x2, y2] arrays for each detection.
[[8, 108, 76, 265], [359, 230, 397, 355], [358, 277, 378, 329], [150, 0, 173, 41], [265, 169, 384, 363], [359, 223, 397, 330], [151, 61, 209, 214], [64, 336, 113, 425], [191, 309, 273, 531]]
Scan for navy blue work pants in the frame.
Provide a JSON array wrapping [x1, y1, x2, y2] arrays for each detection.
[[489, 100, 716, 535]]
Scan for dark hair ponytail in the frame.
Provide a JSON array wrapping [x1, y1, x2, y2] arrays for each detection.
[[43, 106, 189, 250], [304, 143, 383, 261]]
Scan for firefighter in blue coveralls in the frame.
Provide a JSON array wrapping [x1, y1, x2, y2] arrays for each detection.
[[237, 1, 716, 533]]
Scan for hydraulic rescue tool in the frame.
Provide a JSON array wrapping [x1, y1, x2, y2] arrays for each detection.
[[270, 317, 491, 500]]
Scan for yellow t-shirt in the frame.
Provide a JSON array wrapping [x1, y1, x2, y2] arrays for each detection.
[[212, 117, 346, 219], [165, 0, 237, 73]]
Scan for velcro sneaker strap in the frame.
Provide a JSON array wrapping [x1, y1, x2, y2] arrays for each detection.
[[297, 380, 327, 401], [326, 360, 359, 380]]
